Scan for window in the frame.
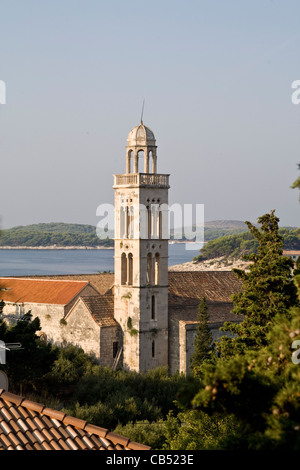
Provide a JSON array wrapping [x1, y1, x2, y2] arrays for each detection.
[[151, 295, 156, 320], [128, 253, 133, 286], [121, 253, 127, 285], [159, 210, 162, 239], [127, 206, 134, 238], [147, 206, 151, 238], [155, 253, 160, 285], [120, 205, 125, 238], [147, 253, 152, 285], [152, 340, 155, 358], [113, 342, 119, 358]]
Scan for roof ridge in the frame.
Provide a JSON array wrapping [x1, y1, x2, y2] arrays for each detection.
[[0, 389, 150, 450], [0, 277, 89, 284]]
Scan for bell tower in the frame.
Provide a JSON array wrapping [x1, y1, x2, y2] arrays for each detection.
[[113, 121, 170, 372]]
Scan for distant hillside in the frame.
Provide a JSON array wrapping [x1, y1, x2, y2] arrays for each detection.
[[193, 227, 300, 262], [0, 223, 114, 247], [1, 221, 298, 250], [173, 220, 253, 241]]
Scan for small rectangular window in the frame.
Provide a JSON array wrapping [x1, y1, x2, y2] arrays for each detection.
[[113, 342, 119, 358], [152, 340, 155, 358], [151, 295, 155, 320]]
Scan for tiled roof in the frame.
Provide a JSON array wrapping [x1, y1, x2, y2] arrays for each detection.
[[26, 273, 115, 295], [1, 271, 242, 312], [0, 278, 89, 305], [26, 271, 242, 304], [168, 271, 242, 306], [73, 295, 117, 327], [0, 389, 150, 450]]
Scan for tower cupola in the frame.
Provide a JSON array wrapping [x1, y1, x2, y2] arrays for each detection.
[[126, 121, 157, 174]]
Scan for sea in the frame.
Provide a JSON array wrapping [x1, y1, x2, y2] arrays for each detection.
[[0, 243, 202, 277]]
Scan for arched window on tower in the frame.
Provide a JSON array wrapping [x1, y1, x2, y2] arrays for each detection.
[[121, 253, 127, 285], [147, 206, 151, 239], [136, 149, 144, 173], [148, 150, 153, 173], [120, 205, 125, 239], [127, 205, 134, 238], [154, 253, 160, 285], [147, 253, 153, 285], [158, 209, 162, 239], [128, 253, 133, 286]]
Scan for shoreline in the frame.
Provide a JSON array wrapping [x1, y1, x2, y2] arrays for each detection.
[[0, 246, 114, 250], [169, 256, 251, 271], [0, 241, 201, 250]]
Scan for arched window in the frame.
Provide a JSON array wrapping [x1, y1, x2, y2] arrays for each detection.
[[127, 206, 134, 238], [120, 205, 125, 238], [128, 253, 133, 286], [148, 150, 153, 173], [121, 253, 127, 285], [147, 206, 152, 238], [136, 149, 144, 173], [158, 209, 162, 239], [147, 253, 153, 285], [154, 253, 160, 285]]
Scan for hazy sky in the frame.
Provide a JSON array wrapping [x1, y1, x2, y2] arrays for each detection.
[[0, 0, 300, 230]]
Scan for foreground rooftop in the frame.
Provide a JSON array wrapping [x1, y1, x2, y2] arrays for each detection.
[[0, 389, 150, 451]]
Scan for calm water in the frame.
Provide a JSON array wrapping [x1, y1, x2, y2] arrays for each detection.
[[0, 244, 201, 276]]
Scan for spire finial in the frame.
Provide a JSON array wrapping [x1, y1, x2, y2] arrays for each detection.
[[140, 99, 145, 124]]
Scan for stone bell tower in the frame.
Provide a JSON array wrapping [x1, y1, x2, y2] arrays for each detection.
[[113, 120, 170, 372]]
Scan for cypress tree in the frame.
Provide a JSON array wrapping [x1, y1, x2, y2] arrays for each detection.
[[217, 210, 298, 358], [190, 297, 213, 375]]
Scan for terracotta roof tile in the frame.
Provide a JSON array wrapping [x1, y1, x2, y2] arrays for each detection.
[[168, 271, 242, 304], [79, 295, 117, 327], [0, 278, 89, 305], [25, 273, 115, 295], [0, 389, 151, 450]]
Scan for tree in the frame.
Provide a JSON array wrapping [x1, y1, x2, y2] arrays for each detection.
[[1, 312, 57, 393], [291, 163, 300, 201], [294, 256, 300, 277], [189, 300, 300, 449], [190, 298, 214, 375], [217, 210, 298, 358]]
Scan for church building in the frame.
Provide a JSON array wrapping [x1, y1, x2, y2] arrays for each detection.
[[0, 121, 243, 375]]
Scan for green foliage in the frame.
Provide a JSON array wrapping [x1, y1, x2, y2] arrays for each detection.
[[69, 366, 187, 429], [0, 223, 113, 247], [163, 410, 240, 450], [114, 420, 166, 450], [294, 257, 300, 277], [291, 163, 300, 201], [194, 226, 300, 262], [0, 312, 57, 393], [217, 211, 298, 357], [190, 298, 214, 376], [190, 305, 300, 449], [42, 345, 96, 390], [175, 211, 300, 450]]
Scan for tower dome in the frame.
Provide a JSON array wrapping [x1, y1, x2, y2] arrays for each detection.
[[127, 121, 156, 147]]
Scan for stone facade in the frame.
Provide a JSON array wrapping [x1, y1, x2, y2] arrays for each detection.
[[113, 121, 170, 372]]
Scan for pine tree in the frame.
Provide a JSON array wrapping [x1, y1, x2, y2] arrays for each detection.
[[190, 297, 213, 375], [294, 256, 300, 277], [217, 210, 298, 358], [291, 163, 300, 201]]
